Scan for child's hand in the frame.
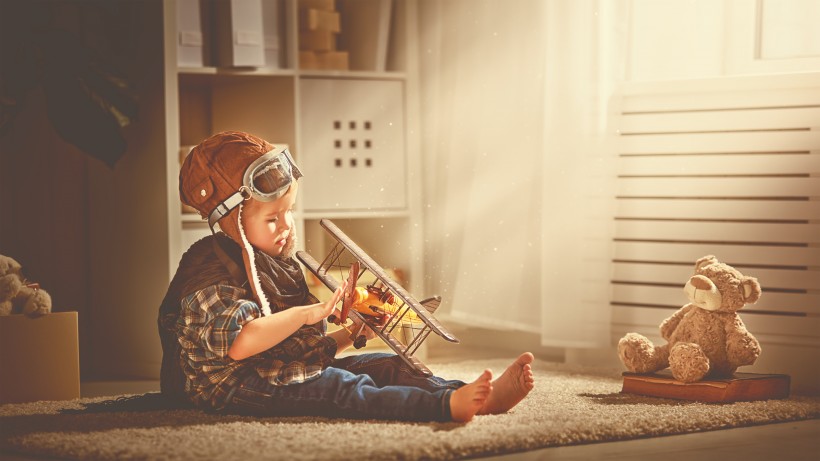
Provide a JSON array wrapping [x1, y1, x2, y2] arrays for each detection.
[[304, 281, 346, 325]]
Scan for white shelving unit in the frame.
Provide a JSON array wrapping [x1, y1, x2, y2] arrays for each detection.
[[161, 0, 424, 358]]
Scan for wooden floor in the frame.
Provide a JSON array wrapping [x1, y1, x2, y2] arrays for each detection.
[[482, 419, 820, 461], [4, 345, 819, 461]]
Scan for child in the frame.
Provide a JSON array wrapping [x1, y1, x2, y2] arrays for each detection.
[[158, 131, 534, 422]]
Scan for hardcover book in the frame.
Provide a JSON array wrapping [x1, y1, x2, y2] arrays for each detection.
[[621, 370, 790, 403]]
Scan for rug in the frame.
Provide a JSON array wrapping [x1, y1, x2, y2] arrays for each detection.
[[2, 359, 819, 460]]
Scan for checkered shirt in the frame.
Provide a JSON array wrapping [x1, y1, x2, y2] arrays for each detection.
[[177, 283, 337, 409]]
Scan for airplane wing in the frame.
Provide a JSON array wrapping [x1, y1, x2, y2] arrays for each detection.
[[297, 249, 439, 376], [317, 219, 458, 343]]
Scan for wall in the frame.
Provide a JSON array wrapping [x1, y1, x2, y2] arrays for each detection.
[[417, 0, 820, 390], [627, 0, 820, 81], [0, 89, 92, 375], [606, 0, 820, 392], [0, 0, 166, 380]]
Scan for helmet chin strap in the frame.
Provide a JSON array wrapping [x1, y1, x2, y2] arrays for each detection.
[[208, 190, 248, 234], [238, 203, 272, 317]]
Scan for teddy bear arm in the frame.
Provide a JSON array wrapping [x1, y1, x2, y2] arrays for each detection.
[[659, 304, 693, 340], [724, 317, 761, 367]]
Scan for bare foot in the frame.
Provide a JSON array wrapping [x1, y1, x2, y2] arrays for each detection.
[[449, 369, 492, 422], [478, 352, 535, 415]]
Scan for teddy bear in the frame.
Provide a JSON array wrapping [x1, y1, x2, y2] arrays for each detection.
[[0, 254, 52, 316], [618, 255, 762, 383]]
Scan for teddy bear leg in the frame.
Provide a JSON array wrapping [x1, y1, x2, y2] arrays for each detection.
[[21, 286, 52, 316], [618, 333, 670, 373], [0, 273, 22, 303], [669, 342, 710, 383], [0, 300, 11, 316]]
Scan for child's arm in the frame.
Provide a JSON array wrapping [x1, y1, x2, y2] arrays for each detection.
[[227, 284, 345, 361], [328, 328, 355, 352]]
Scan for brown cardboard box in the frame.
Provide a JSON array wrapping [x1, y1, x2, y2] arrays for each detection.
[[299, 50, 349, 70], [0, 312, 81, 403], [298, 0, 336, 11], [299, 30, 338, 51], [300, 8, 341, 32]]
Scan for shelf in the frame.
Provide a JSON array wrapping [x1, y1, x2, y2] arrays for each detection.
[[181, 213, 206, 223], [178, 66, 296, 77], [183, 210, 410, 223], [178, 66, 406, 81], [167, 0, 424, 298], [302, 209, 410, 220], [298, 70, 406, 80]]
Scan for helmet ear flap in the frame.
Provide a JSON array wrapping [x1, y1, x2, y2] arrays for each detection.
[[742, 277, 762, 304], [695, 255, 719, 271]]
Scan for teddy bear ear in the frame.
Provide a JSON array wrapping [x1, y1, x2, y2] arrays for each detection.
[[742, 276, 762, 304], [0, 255, 22, 275], [695, 255, 718, 271]]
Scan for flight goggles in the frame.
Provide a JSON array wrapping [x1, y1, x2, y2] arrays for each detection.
[[208, 146, 302, 231]]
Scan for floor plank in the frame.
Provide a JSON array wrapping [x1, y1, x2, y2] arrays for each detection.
[[477, 419, 820, 461]]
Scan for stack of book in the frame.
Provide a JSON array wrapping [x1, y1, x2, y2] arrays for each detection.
[[298, 0, 349, 70]]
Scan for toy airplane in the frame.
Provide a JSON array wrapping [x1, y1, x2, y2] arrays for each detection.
[[296, 219, 458, 376]]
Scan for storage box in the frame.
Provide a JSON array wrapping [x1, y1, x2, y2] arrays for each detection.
[[176, 0, 211, 67], [0, 312, 80, 404], [261, 0, 282, 68], [299, 78, 406, 212], [214, 0, 266, 67]]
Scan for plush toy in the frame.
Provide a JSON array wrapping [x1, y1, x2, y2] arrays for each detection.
[[0, 254, 52, 316], [618, 255, 762, 383]]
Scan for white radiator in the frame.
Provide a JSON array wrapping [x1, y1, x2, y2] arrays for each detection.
[[610, 73, 820, 354]]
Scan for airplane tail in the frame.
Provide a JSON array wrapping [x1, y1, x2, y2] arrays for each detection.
[[420, 296, 441, 314]]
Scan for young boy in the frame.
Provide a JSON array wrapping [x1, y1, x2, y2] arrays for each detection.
[[158, 131, 534, 422]]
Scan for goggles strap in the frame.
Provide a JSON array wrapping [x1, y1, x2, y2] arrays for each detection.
[[208, 191, 245, 232]]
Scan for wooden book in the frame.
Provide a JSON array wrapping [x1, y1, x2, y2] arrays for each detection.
[[621, 370, 790, 403]]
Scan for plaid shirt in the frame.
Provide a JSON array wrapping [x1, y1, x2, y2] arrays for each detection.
[[177, 283, 337, 409]]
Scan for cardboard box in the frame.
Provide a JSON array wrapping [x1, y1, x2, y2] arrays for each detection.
[[299, 30, 338, 51], [0, 312, 81, 404], [300, 8, 341, 32], [299, 50, 349, 70], [299, 0, 336, 11]]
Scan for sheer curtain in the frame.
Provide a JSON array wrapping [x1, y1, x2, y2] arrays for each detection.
[[539, 0, 624, 347], [419, 0, 623, 346]]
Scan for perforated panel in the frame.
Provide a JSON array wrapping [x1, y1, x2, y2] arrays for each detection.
[[611, 73, 820, 348], [298, 78, 406, 212]]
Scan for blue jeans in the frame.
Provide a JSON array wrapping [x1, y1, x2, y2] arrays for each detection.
[[225, 353, 466, 421]]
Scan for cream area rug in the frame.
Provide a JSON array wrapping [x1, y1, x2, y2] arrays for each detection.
[[2, 359, 819, 460]]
